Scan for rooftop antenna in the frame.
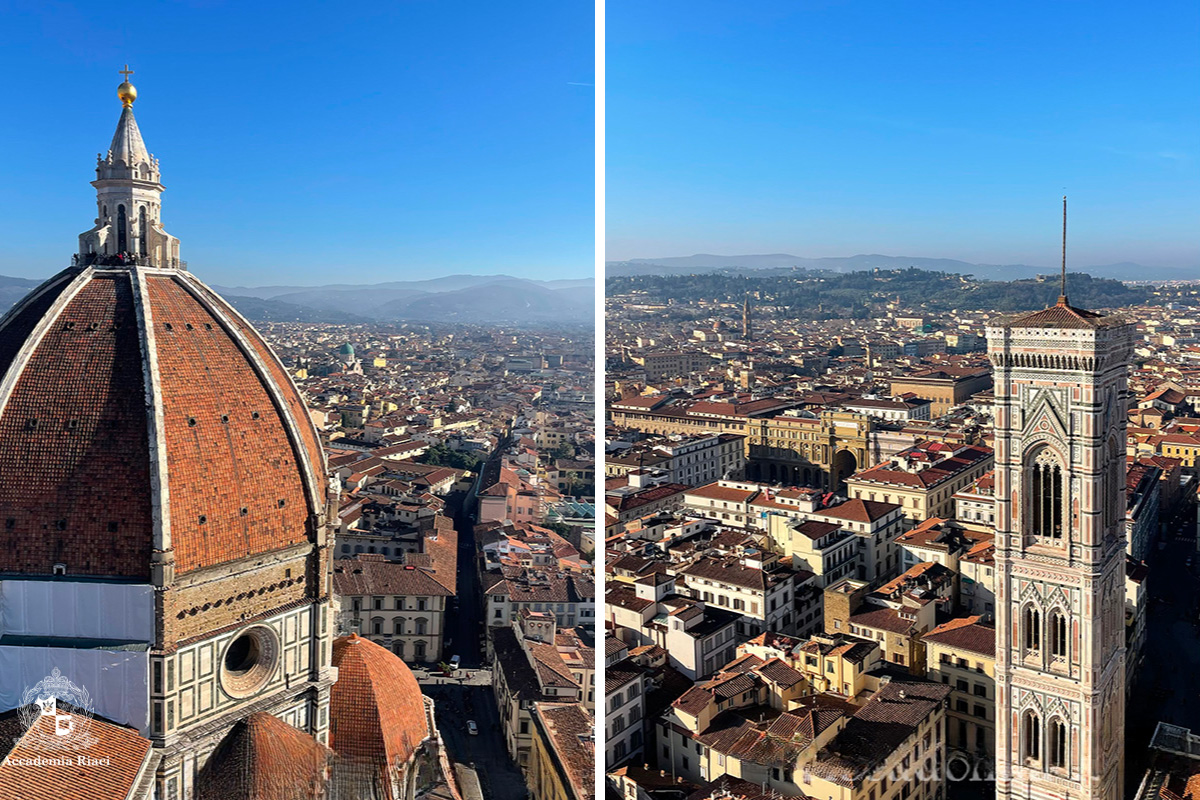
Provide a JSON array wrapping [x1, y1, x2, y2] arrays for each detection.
[[1059, 194, 1068, 306]]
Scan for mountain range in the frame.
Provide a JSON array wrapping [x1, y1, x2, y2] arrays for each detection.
[[608, 254, 1197, 282], [211, 274, 594, 325], [0, 273, 593, 326]]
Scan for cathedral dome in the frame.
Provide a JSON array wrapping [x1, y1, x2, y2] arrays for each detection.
[[0, 265, 327, 579], [329, 634, 429, 777], [195, 712, 334, 800]]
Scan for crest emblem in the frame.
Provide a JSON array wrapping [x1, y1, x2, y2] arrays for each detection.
[[17, 668, 98, 751]]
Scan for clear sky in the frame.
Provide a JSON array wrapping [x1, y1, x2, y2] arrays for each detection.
[[0, 1, 594, 285], [607, 1, 1200, 270]]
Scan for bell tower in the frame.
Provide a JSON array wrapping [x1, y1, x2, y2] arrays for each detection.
[[987, 205, 1132, 800], [78, 66, 181, 268]]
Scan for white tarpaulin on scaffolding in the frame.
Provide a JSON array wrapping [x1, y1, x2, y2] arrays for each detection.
[[0, 580, 155, 641], [0, 579, 153, 733], [0, 646, 150, 733]]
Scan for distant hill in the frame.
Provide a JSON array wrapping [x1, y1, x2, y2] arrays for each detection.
[[220, 295, 371, 324], [0, 274, 53, 311], [607, 268, 1159, 318], [0, 272, 591, 327], [215, 274, 594, 324], [608, 254, 1197, 282], [374, 279, 592, 324]]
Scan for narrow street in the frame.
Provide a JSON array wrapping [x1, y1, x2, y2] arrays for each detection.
[[423, 681, 529, 800], [418, 435, 527, 800]]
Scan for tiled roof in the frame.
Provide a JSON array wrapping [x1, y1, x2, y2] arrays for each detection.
[[849, 605, 918, 635], [923, 615, 995, 657], [195, 712, 333, 800], [0, 269, 326, 579], [814, 679, 952, 786], [0, 273, 154, 578], [0, 706, 153, 800], [330, 634, 430, 791], [533, 703, 594, 798], [332, 556, 455, 597], [148, 275, 316, 574], [999, 299, 1114, 330], [819, 498, 899, 524]]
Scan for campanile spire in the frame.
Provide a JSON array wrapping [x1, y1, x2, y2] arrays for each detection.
[[1059, 195, 1068, 305], [77, 69, 182, 269]]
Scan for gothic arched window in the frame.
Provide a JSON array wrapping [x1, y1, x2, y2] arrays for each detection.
[[1049, 717, 1067, 769], [1023, 710, 1041, 762], [1050, 611, 1068, 659], [1023, 606, 1041, 653], [1104, 436, 1121, 530], [1029, 449, 1064, 539]]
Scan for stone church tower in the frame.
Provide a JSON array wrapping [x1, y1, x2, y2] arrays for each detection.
[[0, 75, 337, 799], [987, 283, 1132, 800], [742, 293, 753, 341]]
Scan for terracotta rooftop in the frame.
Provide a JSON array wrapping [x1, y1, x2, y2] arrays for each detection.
[[997, 297, 1117, 330], [0, 268, 326, 579], [330, 633, 430, 791], [0, 706, 153, 800], [923, 615, 995, 657], [195, 712, 333, 800]]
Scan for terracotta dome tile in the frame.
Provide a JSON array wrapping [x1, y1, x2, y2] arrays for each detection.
[[330, 634, 429, 778], [195, 712, 332, 800]]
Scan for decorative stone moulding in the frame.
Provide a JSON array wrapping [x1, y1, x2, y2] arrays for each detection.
[[219, 624, 281, 699]]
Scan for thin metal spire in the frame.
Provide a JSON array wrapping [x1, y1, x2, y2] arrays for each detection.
[[1059, 195, 1068, 305]]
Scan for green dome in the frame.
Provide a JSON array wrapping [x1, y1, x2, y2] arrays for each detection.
[[337, 343, 355, 356]]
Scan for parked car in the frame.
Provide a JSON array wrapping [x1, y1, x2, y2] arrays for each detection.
[[467, 720, 478, 736], [449, 655, 461, 671]]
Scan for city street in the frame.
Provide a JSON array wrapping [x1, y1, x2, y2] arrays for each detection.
[[420, 438, 527, 800], [444, 488, 486, 669], [422, 674, 528, 800], [1125, 498, 1200, 794]]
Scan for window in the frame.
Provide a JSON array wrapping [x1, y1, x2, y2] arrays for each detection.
[[1051, 611, 1068, 658], [1023, 710, 1041, 762], [1029, 449, 1063, 539], [1049, 717, 1067, 769], [1023, 606, 1041, 652]]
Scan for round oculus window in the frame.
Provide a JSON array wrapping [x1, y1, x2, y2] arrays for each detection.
[[218, 625, 279, 699]]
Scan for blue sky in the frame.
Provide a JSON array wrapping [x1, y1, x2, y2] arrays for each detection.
[[607, 1, 1200, 270], [0, 1, 594, 285]]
